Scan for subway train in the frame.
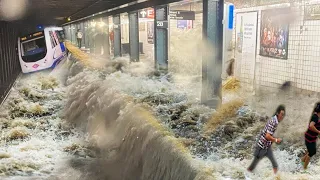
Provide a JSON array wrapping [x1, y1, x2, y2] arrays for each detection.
[[17, 27, 67, 73]]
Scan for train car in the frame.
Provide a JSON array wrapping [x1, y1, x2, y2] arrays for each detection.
[[17, 27, 67, 73]]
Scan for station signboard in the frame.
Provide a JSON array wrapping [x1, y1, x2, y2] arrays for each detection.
[[169, 10, 195, 20], [139, 8, 154, 19]]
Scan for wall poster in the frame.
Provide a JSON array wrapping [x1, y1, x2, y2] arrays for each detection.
[[260, 9, 289, 59], [177, 20, 193, 29], [147, 21, 154, 44], [139, 22, 145, 31], [235, 11, 258, 83], [304, 3, 320, 20]]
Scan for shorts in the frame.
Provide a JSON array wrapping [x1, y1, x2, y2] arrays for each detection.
[[305, 141, 317, 157]]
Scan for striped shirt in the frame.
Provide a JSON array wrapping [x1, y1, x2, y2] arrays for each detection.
[[305, 114, 320, 143], [257, 115, 279, 149]]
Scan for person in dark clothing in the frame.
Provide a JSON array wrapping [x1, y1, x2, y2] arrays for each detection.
[[247, 105, 286, 174], [76, 29, 83, 48], [301, 102, 320, 169]]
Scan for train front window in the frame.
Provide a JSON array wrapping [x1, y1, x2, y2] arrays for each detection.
[[21, 36, 47, 62]]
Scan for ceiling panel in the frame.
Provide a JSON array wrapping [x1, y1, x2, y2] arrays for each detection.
[[0, 0, 139, 26]]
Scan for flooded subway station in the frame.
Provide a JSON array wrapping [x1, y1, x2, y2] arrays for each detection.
[[0, 0, 320, 179]]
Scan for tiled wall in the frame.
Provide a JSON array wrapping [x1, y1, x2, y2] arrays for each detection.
[[234, 1, 320, 92]]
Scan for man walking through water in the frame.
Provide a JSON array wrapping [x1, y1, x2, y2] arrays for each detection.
[[301, 102, 320, 169], [76, 29, 83, 48], [247, 105, 285, 174]]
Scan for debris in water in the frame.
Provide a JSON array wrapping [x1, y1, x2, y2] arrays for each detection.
[[39, 76, 59, 90], [0, 161, 40, 175], [64, 143, 81, 152], [11, 118, 35, 129], [222, 77, 241, 92], [0, 152, 11, 159], [19, 145, 39, 152], [205, 99, 244, 133], [30, 104, 46, 116], [279, 81, 292, 91], [6, 127, 30, 140], [0, 118, 11, 129]]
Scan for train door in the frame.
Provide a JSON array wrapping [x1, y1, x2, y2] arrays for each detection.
[[52, 31, 63, 57], [56, 30, 66, 53], [49, 31, 62, 62]]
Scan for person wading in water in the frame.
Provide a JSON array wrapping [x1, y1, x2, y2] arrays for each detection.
[[301, 102, 320, 169], [247, 105, 285, 174]]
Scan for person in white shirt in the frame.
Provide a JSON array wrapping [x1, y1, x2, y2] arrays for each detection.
[[76, 29, 83, 48]]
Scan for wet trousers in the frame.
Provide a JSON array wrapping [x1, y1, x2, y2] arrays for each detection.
[[248, 146, 278, 170]]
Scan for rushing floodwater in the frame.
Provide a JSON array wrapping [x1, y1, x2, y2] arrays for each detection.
[[0, 53, 319, 180]]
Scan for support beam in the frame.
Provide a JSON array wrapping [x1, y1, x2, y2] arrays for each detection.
[[63, 26, 68, 40], [84, 21, 90, 49], [68, 24, 72, 42], [154, 5, 168, 71], [102, 16, 110, 57], [79, 22, 84, 48], [129, 11, 139, 62], [113, 15, 122, 58], [201, 0, 224, 108], [88, 20, 95, 53], [71, 24, 76, 44]]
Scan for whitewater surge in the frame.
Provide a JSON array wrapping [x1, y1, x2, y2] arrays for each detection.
[[1, 40, 320, 180], [0, 58, 90, 179], [63, 53, 320, 180], [61, 56, 215, 180]]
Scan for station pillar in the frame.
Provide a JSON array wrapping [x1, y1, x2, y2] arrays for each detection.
[[154, 5, 169, 72], [113, 15, 122, 58], [201, 0, 224, 108], [129, 11, 140, 62]]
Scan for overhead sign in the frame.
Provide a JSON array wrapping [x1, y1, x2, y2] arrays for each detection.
[[139, 8, 154, 19], [169, 10, 195, 20]]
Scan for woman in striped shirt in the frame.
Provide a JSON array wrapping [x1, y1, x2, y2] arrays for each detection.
[[301, 102, 320, 169]]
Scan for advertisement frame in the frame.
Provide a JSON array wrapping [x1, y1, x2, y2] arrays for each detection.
[[259, 8, 290, 60], [235, 11, 259, 89], [235, 10, 259, 59]]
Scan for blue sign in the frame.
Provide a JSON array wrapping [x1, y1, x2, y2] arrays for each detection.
[[177, 20, 188, 29], [228, 4, 234, 30]]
